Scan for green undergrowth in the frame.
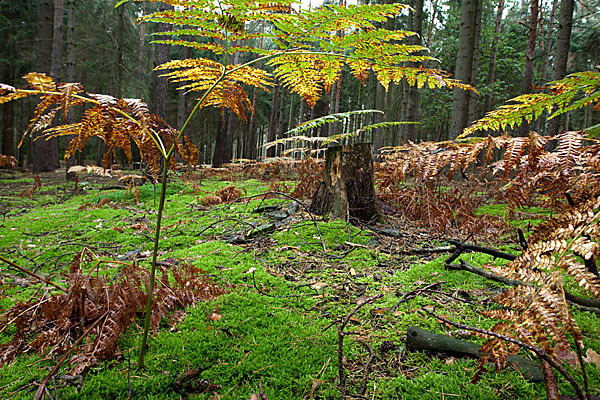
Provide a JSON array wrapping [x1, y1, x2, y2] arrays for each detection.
[[0, 172, 598, 399]]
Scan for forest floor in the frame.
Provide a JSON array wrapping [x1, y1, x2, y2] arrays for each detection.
[[0, 166, 598, 399]]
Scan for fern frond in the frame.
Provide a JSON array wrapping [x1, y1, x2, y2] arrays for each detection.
[[461, 70, 600, 138], [555, 130, 583, 176]]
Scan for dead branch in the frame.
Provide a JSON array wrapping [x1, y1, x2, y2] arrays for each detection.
[[34, 311, 109, 400], [445, 259, 600, 312], [356, 339, 374, 396], [421, 309, 588, 400], [0, 255, 67, 293], [338, 293, 383, 400]]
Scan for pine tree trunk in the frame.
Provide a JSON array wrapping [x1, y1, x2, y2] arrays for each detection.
[[1, 67, 15, 157], [449, 0, 480, 139], [484, 0, 505, 114], [65, 0, 77, 179], [545, 0, 574, 137], [466, 0, 483, 126], [519, 0, 539, 137], [266, 80, 280, 158], [152, 5, 170, 121], [310, 143, 382, 223], [534, 0, 558, 132], [32, 0, 59, 173], [404, 0, 424, 143]]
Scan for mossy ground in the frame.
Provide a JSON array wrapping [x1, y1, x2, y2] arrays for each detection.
[[0, 168, 598, 399]]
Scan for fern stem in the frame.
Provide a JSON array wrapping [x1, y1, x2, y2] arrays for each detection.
[[137, 156, 170, 370]]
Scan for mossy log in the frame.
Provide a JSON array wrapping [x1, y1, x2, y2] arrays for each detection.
[[310, 143, 382, 223], [406, 326, 543, 382]]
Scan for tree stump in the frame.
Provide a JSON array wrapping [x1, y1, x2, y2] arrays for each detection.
[[310, 143, 382, 223]]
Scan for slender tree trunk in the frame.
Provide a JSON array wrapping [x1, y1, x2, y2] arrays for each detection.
[[449, 0, 480, 139], [212, 112, 227, 166], [32, 0, 59, 173], [467, 0, 483, 126], [535, 0, 558, 132], [520, 0, 539, 137], [372, 82, 386, 154], [545, 0, 574, 136], [177, 45, 193, 131], [152, 5, 170, 121], [404, 0, 424, 143], [65, 0, 78, 179], [2, 67, 15, 157], [245, 21, 265, 160], [266, 80, 280, 158], [132, 6, 146, 168], [136, 7, 146, 99], [484, 0, 505, 114]]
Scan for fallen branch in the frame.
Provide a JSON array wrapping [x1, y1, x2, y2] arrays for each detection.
[[34, 311, 109, 400], [421, 309, 587, 400], [445, 259, 600, 311], [405, 326, 543, 381], [338, 293, 383, 400], [0, 255, 67, 293]]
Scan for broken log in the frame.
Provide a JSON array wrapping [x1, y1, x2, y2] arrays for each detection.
[[406, 326, 543, 382]]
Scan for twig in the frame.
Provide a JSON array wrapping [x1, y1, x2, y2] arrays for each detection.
[[421, 309, 587, 400], [445, 258, 600, 311], [259, 380, 268, 400], [445, 239, 517, 261], [338, 293, 383, 400], [251, 270, 319, 298], [356, 339, 374, 396], [392, 281, 445, 311], [34, 311, 109, 400], [236, 191, 327, 252], [0, 255, 67, 293]]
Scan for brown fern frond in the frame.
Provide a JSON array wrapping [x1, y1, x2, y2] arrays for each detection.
[[555, 130, 583, 176], [0, 251, 226, 375]]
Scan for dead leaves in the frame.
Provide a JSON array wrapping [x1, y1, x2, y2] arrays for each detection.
[[0, 250, 226, 375]]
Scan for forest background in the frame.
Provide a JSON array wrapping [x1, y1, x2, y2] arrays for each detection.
[[1, 0, 599, 170]]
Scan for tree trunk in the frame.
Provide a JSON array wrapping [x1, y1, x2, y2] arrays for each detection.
[[2, 67, 15, 157], [132, 4, 146, 168], [484, 0, 505, 114], [449, 0, 480, 139], [310, 143, 382, 223], [404, 0, 424, 143], [466, 0, 483, 126], [545, 0, 574, 137], [519, 0, 539, 137], [212, 112, 227, 167], [32, 0, 59, 173], [372, 82, 386, 154], [266, 80, 280, 158], [65, 0, 77, 180], [534, 0, 558, 132], [152, 6, 170, 121]]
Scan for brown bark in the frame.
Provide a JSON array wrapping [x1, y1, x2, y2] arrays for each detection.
[[65, 0, 77, 180], [534, 0, 558, 132], [1, 67, 15, 157], [484, 0, 505, 114], [266, 80, 280, 158], [310, 143, 382, 223], [152, 5, 171, 121], [32, 0, 59, 173], [404, 0, 424, 143], [449, 0, 481, 139], [545, 0, 574, 137], [519, 0, 539, 137]]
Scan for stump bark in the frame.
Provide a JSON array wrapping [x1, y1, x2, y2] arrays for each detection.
[[310, 143, 382, 223]]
